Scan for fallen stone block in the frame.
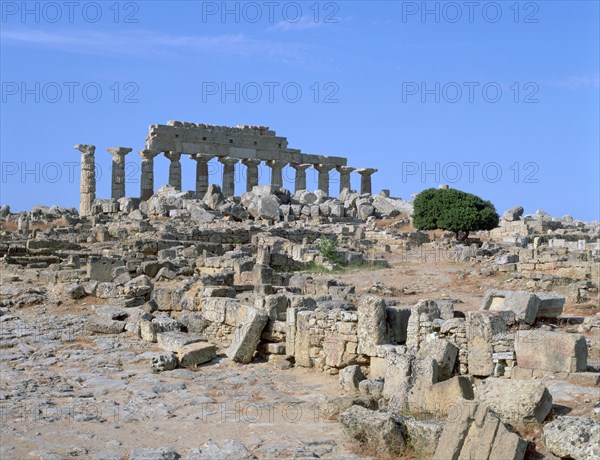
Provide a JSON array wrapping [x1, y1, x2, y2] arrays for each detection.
[[92, 305, 130, 321], [226, 306, 268, 364], [358, 377, 384, 399], [177, 342, 217, 367], [396, 415, 444, 458], [515, 329, 587, 373], [481, 289, 540, 324], [408, 376, 474, 417], [123, 275, 153, 298], [417, 337, 458, 382], [140, 319, 159, 342], [535, 292, 565, 318], [157, 331, 204, 353], [543, 416, 599, 460], [339, 365, 366, 393], [85, 317, 125, 334], [323, 396, 378, 419], [432, 399, 527, 460], [339, 405, 405, 456], [151, 353, 177, 373], [383, 352, 413, 412], [65, 282, 86, 299], [476, 379, 552, 424]]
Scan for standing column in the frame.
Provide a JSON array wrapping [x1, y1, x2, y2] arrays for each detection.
[[265, 160, 287, 189], [357, 168, 377, 195], [291, 164, 310, 192], [139, 149, 160, 200], [219, 157, 238, 198], [164, 152, 182, 191], [74, 144, 96, 217], [106, 147, 132, 200], [336, 166, 355, 195], [314, 164, 335, 196], [242, 159, 261, 192], [191, 154, 213, 195]]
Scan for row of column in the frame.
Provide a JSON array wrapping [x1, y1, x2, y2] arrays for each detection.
[[74, 145, 377, 216]]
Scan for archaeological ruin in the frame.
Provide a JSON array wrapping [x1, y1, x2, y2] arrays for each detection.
[[0, 122, 598, 460], [75, 122, 378, 216]]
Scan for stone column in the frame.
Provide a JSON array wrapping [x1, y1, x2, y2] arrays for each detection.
[[106, 147, 132, 200], [74, 144, 96, 217], [219, 157, 238, 198], [291, 163, 310, 192], [242, 159, 261, 192], [314, 164, 335, 196], [265, 160, 287, 189], [336, 166, 355, 194], [164, 152, 182, 191], [191, 154, 213, 195], [357, 168, 377, 195], [139, 149, 160, 201]]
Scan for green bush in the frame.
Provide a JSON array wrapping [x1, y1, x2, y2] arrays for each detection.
[[412, 188, 499, 240], [319, 236, 339, 262]]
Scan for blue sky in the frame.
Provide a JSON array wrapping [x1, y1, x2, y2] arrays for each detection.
[[1, 1, 598, 220]]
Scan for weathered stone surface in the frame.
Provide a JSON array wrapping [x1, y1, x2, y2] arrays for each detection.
[[503, 206, 524, 221], [515, 330, 587, 373], [396, 415, 444, 458], [480, 290, 540, 324], [85, 317, 125, 334], [358, 377, 384, 399], [476, 379, 552, 424], [177, 342, 217, 367], [383, 352, 413, 412], [417, 338, 458, 382], [543, 416, 600, 460], [339, 365, 365, 393], [356, 295, 387, 356], [466, 311, 507, 377], [123, 275, 153, 298], [408, 376, 474, 416], [185, 440, 255, 460], [226, 306, 268, 364], [157, 331, 204, 353], [535, 292, 565, 318], [339, 406, 405, 456], [151, 353, 178, 373], [432, 400, 527, 460], [129, 447, 180, 460]]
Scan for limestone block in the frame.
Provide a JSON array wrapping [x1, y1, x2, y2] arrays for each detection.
[[408, 376, 474, 416], [383, 353, 413, 412], [85, 317, 125, 334], [357, 295, 388, 357], [339, 406, 405, 456], [535, 292, 565, 317], [226, 306, 269, 364], [339, 365, 366, 393], [432, 400, 527, 460], [417, 338, 458, 382], [157, 331, 204, 353], [543, 416, 600, 460], [480, 289, 540, 324], [475, 379, 552, 424], [177, 342, 217, 367], [515, 330, 587, 373]]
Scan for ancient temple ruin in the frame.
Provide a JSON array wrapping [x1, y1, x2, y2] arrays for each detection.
[[75, 122, 377, 216]]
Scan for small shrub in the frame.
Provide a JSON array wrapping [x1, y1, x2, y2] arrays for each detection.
[[319, 236, 339, 263]]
